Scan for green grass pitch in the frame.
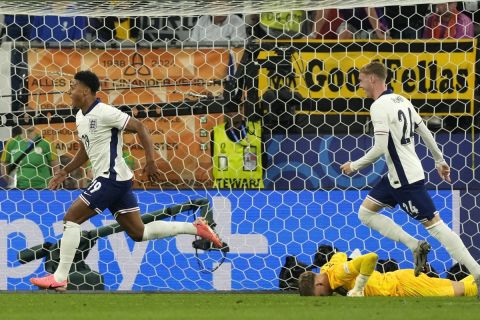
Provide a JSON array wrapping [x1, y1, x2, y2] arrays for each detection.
[[1, 293, 479, 320]]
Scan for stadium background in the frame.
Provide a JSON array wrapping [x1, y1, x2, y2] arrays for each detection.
[[0, 0, 479, 292]]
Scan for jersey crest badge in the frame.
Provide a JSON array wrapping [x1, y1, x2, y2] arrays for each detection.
[[89, 119, 97, 133]]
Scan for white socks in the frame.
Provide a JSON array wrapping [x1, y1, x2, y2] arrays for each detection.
[[53, 220, 198, 282], [358, 206, 419, 252], [427, 220, 480, 279], [142, 221, 197, 241], [54, 221, 81, 283], [358, 205, 480, 279]]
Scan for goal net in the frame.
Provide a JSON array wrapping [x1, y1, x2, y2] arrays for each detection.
[[0, 0, 478, 291]]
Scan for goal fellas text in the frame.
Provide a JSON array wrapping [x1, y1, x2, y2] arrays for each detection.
[[256, 40, 475, 113]]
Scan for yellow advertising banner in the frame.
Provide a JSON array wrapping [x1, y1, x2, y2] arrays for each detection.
[[257, 40, 476, 115], [37, 114, 223, 189], [27, 48, 244, 109]]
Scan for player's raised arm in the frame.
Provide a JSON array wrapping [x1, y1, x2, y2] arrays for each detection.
[[414, 120, 451, 182], [124, 117, 162, 183], [48, 140, 89, 190]]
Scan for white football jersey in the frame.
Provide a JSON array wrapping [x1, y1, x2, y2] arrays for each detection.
[[76, 100, 133, 181], [370, 92, 424, 188]]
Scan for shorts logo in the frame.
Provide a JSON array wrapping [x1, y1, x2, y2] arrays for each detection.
[[89, 119, 97, 133]]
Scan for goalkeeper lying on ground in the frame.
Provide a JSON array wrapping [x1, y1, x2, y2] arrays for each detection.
[[298, 251, 477, 297]]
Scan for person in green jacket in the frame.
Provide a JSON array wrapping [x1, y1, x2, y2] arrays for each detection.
[[1, 126, 59, 189]]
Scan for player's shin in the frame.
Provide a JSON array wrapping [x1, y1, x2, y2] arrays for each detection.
[[54, 221, 81, 283], [426, 220, 480, 279], [142, 221, 197, 241], [358, 206, 418, 251]]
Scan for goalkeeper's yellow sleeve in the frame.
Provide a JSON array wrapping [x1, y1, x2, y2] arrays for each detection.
[[347, 252, 378, 276]]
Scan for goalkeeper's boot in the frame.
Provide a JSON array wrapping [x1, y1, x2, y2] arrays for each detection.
[[194, 217, 222, 248], [347, 289, 364, 297], [413, 240, 431, 277], [30, 274, 67, 292]]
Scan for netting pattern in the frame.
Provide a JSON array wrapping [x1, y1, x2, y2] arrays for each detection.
[[0, 1, 479, 291], [0, 1, 457, 17]]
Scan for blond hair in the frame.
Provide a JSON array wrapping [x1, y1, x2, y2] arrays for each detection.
[[360, 61, 388, 81], [298, 271, 316, 296]]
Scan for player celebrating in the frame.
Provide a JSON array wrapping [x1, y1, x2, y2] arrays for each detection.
[[30, 71, 222, 291], [340, 61, 480, 297], [298, 251, 478, 298]]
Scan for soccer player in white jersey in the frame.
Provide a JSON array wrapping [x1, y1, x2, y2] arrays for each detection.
[[340, 61, 480, 297], [30, 71, 222, 291]]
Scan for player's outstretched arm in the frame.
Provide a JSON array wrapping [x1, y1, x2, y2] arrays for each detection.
[[49, 140, 89, 190], [124, 117, 162, 183], [415, 121, 451, 182], [341, 133, 388, 175]]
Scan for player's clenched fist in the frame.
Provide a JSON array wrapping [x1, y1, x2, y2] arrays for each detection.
[[340, 161, 355, 175], [48, 169, 68, 190]]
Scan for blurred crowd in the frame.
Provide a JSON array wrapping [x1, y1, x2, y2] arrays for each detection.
[[0, 2, 479, 189], [0, 2, 478, 44]]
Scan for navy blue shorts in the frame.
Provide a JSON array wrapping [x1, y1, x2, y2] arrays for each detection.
[[367, 175, 438, 222], [79, 176, 139, 217]]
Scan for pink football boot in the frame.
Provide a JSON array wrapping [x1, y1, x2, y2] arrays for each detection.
[[30, 274, 67, 292], [193, 218, 223, 248]]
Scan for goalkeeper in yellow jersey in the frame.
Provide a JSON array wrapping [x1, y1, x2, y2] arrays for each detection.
[[298, 252, 478, 297]]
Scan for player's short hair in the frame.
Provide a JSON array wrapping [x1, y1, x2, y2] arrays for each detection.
[[298, 271, 316, 296], [360, 61, 388, 81], [74, 70, 100, 94]]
